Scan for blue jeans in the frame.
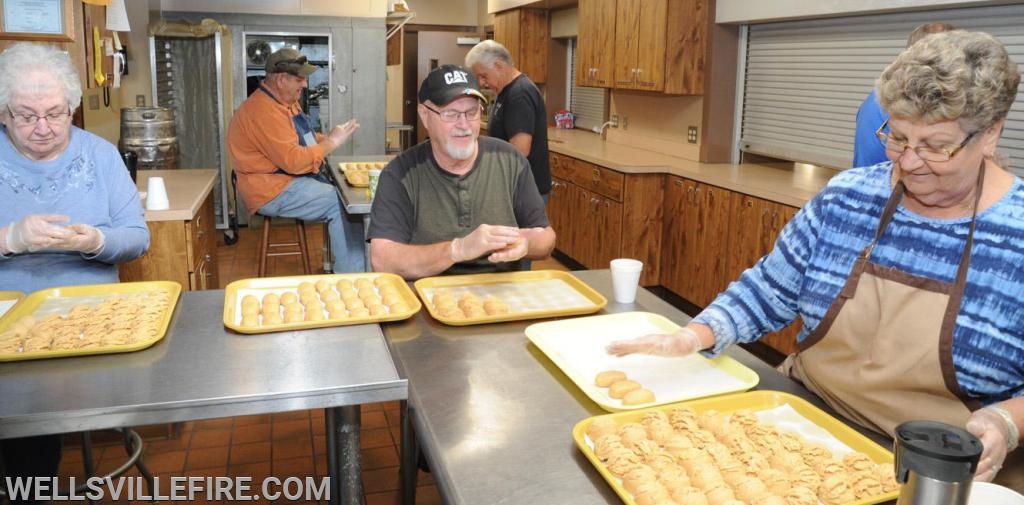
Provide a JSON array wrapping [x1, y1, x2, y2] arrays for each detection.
[[259, 177, 366, 273]]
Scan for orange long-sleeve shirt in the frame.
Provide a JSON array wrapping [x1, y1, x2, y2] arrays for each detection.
[[227, 86, 326, 215]]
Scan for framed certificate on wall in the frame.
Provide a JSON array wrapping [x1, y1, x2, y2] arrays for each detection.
[[0, 0, 74, 42]]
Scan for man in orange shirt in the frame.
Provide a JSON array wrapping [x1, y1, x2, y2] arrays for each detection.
[[227, 48, 364, 272]]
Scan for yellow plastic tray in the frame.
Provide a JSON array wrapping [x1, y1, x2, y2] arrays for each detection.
[[0, 291, 24, 319], [573, 390, 899, 505], [223, 272, 422, 334], [338, 161, 386, 187], [0, 281, 181, 362], [413, 270, 607, 326], [526, 312, 759, 411]]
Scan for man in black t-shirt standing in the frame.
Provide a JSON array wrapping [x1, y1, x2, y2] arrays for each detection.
[[465, 40, 551, 202]]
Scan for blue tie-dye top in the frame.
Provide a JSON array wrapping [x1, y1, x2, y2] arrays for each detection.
[[694, 162, 1024, 404]]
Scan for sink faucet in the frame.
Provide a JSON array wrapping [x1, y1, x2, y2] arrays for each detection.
[[591, 120, 616, 140]]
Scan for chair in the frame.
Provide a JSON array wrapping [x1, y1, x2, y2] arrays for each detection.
[[258, 214, 313, 277], [230, 170, 328, 277]]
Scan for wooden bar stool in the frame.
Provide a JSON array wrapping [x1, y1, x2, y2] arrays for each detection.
[[257, 215, 312, 277]]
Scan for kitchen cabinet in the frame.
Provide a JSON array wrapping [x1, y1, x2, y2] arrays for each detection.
[[614, 0, 667, 90], [725, 193, 801, 355], [578, 0, 709, 94], [120, 179, 220, 291], [493, 8, 548, 84], [661, 176, 730, 307], [575, 0, 616, 87], [548, 153, 663, 285]]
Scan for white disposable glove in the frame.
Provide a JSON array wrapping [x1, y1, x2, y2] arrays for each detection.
[[450, 224, 522, 263], [966, 405, 1019, 482], [3, 214, 74, 254], [63, 223, 106, 255], [606, 326, 705, 357]]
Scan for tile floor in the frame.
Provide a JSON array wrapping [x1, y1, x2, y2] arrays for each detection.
[[57, 222, 568, 504]]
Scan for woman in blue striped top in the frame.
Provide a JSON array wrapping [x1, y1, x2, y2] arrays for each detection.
[[610, 30, 1023, 486]]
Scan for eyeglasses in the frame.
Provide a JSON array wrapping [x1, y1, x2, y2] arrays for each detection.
[[6, 105, 72, 127], [875, 119, 977, 162], [273, 56, 308, 75], [424, 104, 482, 123]]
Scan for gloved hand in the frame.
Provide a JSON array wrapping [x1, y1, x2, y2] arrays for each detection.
[[63, 223, 106, 255], [450, 224, 521, 263], [966, 405, 1019, 482], [326, 119, 360, 151], [606, 326, 705, 357], [3, 214, 73, 254], [487, 236, 528, 263]]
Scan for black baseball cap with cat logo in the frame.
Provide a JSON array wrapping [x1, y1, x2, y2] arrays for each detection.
[[417, 64, 487, 106]]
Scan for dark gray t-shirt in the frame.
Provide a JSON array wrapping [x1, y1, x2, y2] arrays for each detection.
[[368, 136, 549, 275]]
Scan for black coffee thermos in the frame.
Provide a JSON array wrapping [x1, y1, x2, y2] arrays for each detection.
[[120, 150, 138, 182]]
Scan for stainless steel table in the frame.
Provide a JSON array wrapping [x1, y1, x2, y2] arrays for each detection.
[[384, 269, 889, 505], [327, 155, 393, 270], [0, 290, 408, 505]]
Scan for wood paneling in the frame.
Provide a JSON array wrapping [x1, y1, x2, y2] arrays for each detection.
[[622, 174, 664, 285], [120, 192, 219, 291], [493, 8, 548, 83], [724, 192, 801, 355]]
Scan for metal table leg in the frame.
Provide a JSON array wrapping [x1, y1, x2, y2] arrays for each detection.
[[326, 406, 363, 505], [362, 215, 371, 271], [400, 400, 417, 505]]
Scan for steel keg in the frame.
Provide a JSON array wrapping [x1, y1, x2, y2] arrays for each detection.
[[118, 107, 179, 170]]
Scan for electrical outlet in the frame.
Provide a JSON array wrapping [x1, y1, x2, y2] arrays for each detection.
[[136, 95, 146, 107], [688, 126, 698, 144], [88, 94, 99, 110], [610, 114, 619, 128]]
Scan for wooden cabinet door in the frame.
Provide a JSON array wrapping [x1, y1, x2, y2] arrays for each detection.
[[548, 178, 572, 255], [726, 193, 802, 355], [576, 0, 615, 87], [493, 11, 521, 69], [661, 176, 690, 298], [665, 0, 707, 95], [725, 192, 775, 280], [613, 0, 670, 91], [494, 9, 548, 83], [591, 196, 624, 268], [613, 0, 641, 88], [691, 182, 731, 306]]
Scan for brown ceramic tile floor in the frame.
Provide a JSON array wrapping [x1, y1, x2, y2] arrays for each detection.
[[58, 221, 567, 504]]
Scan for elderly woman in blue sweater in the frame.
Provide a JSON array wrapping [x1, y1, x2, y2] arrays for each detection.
[[610, 30, 1022, 486], [0, 42, 149, 502]]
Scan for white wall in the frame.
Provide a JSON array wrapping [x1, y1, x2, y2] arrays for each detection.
[[159, 0, 386, 17], [716, 0, 1007, 24]]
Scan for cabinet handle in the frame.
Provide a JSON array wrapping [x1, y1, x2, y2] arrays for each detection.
[[746, 199, 753, 207], [204, 254, 212, 263], [591, 168, 600, 180], [674, 179, 683, 188]]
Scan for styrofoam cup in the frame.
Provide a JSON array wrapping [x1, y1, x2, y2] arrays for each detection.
[[146, 176, 170, 210], [610, 258, 643, 303]]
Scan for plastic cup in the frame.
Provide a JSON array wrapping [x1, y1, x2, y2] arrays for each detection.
[[610, 258, 643, 303], [146, 176, 170, 210], [368, 169, 382, 199]]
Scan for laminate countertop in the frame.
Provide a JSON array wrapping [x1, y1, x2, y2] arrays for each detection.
[[135, 169, 217, 222], [547, 128, 840, 208]]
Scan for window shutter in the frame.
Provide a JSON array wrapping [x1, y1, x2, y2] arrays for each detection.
[[568, 38, 608, 131], [741, 4, 1024, 174]]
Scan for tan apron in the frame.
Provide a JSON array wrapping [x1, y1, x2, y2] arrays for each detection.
[[780, 166, 1023, 489]]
